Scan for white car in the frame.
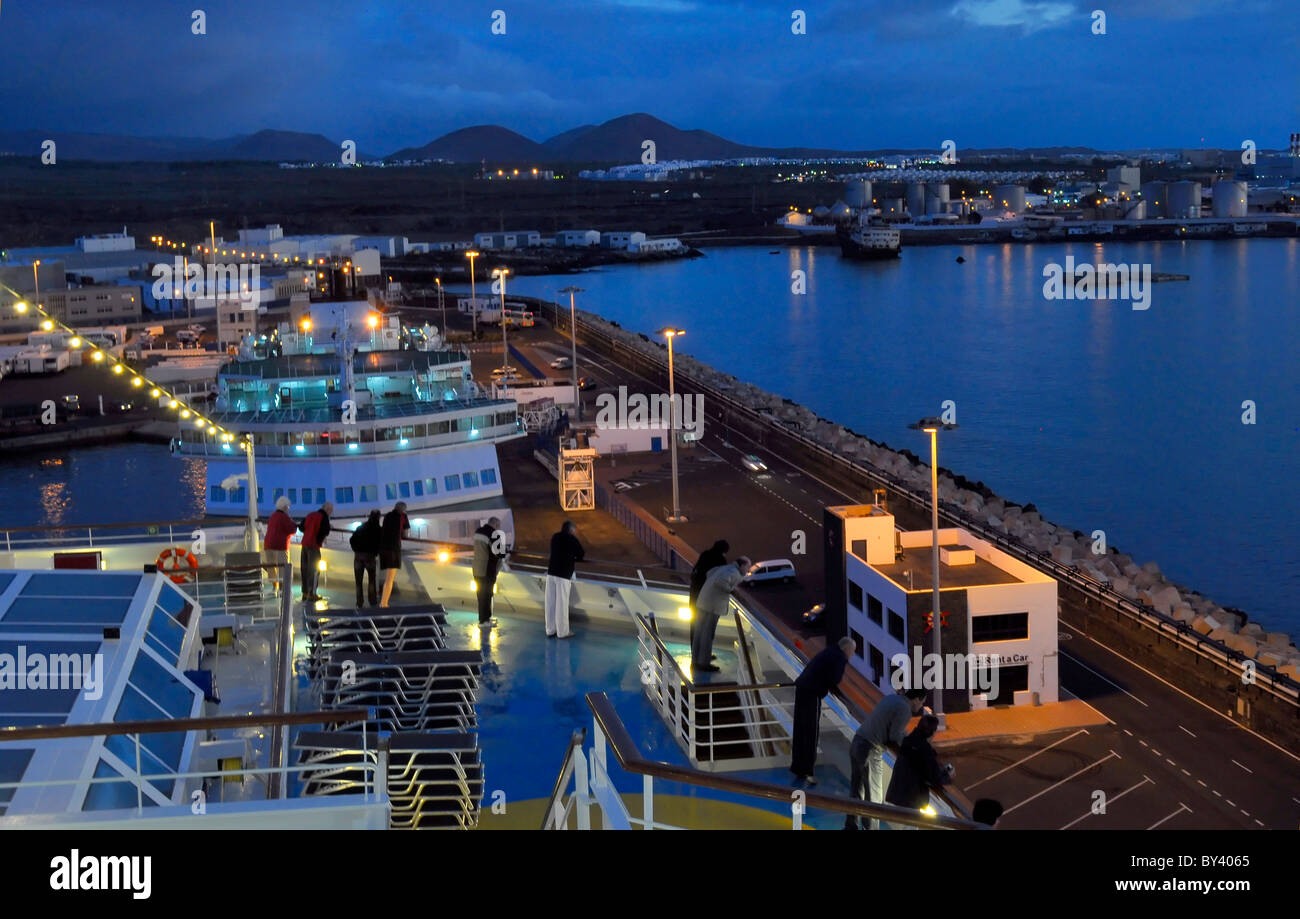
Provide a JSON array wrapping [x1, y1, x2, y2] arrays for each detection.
[[490, 366, 520, 381], [550, 356, 572, 369], [743, 559, 796, 585], [740, 454, 768, 473]]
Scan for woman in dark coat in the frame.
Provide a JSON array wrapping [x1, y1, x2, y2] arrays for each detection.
[[378, 501, 409, 607], [884, 714, 955, 824]]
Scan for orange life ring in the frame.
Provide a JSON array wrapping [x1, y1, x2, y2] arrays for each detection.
[[156, 547, 199, 584]]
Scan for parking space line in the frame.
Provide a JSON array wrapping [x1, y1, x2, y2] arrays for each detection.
[[1003, 750, 1118, 816], [1060, 775, 1152, 829], [1147, 803, 1190, 829], [965, 729, 1089, 790], [1180, 769, 1190, 776], [1226, 799, 1236, 807], [1231, 759, 1253, 774], [1178, 725, 1196, 738], [1060, 650, 1149, 707]]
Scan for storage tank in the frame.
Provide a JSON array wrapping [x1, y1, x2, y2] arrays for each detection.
[[1167, 181, 1202, 218], [844, 179, 872, 209], [1139, 181, 1166, 218], [994, 184, 1026, 213], [1124, 201, 1147, 221], [879, 197, 905, 216], [1212, 181, 1247, 218], [906, 182, 927, 217], [926, 183, 950, 215]]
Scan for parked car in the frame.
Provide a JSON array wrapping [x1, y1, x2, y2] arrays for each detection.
[[550, 356, 572, 370], [740, 454, 768, 473], [106, 400, 134, 414], [577, 377, 596, 391], [60, 394, 80, 415], [800, 603, 825, 626], [743, 559, 796, 585]]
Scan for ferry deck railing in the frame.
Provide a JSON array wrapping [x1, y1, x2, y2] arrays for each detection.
[[545, 692, 982, 831], [536, 298, 1300, 707], [0, 709, 381, 820], [541, 729, 589, 830]]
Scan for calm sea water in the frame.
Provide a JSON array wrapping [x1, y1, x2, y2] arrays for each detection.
[[0, 240, 1295, 633]]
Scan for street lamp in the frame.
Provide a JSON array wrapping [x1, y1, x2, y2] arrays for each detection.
[[435, 277, 445, 341], [559, 285, 584, 420], [32, 260, 40, 315], [909, 416, 958, 730], [660, 327, 687, 523], [492, 268, 510, 372], [465, 250, 480, 337]]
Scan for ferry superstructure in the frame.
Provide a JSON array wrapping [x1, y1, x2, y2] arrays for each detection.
[[171, 302, 524, 534]]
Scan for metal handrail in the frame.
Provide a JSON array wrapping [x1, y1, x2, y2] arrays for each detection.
[[585, 692, 980, 830], [635, 612, 793, 696], [540, 729, 587, 830], [0, 707, 370, 743]]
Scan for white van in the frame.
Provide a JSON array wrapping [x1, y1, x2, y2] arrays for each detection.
[[743, 559, 796, 585]]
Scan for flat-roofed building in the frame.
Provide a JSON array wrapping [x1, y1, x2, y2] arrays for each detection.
[[824, 503, 1058, 712]]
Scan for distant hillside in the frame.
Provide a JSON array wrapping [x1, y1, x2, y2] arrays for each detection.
[[201, 129, 357, 162], [388, 125, 546, 163], [0, 128, 371, 163]]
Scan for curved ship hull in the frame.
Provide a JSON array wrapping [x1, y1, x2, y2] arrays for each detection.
[[837, 224, 901, 260]]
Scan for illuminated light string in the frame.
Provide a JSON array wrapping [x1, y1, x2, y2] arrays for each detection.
[[1, 279, 240, 445]]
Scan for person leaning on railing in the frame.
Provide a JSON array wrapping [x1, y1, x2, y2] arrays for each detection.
[[790, 637, 855, 786], [378, 502, 409, 608], [844, 687, 928, 831], [263, 496, 295, 595], [884, 714, 955, 829]]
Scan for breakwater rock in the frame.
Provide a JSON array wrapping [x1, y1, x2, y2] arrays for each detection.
[[576, 308, 1300, 682]]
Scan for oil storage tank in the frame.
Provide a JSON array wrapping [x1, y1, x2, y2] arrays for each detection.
[[926, 183, 950, 215], [906, 182, 927, 217], [1140, 181, 1167, 218], [1212, 181, 1247, 217], [994, 184, 1026, 213], [1167, 181, 1202, 218], [879, 197, 905, 216], [844, 179, 872, 209]]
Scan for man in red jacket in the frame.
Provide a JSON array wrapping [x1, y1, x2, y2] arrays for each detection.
[[263, 496, 295, 594], [299, 501, 333, 602]]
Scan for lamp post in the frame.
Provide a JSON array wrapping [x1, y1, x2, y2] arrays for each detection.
[[909, 416, 957, 730], [493, 268, 510, 372], [465, 250, 480, 338], [661, 328, 686, 523], [435, 277, 445, 341], [559, 285, 584, 420], [32, 260, 40, 315]]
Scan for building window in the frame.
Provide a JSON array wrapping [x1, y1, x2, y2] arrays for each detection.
[[444, 475, 461, 491], [887, 609, 905, 642], [412, 480, 423, 497], [359, 484, 377, 502], [335, 487, 354, 504], [869, 644, 884, 686], [481, 468, 497, 485], [423, 477, 438, 494], [849, 629, 865, 659], [867, 594, 883, 626], [972, 612, 1030, 643], [385, 483, 398, 500], [974, 663, 1029, 706], [462, 471, 479, 488], [399, 481, 411, 498], [848, 580, 863, 611]]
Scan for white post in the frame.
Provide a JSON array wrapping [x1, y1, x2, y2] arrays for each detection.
[[574, 746, 591, 831], [643, 774, 655, 830], [929, 428, 945, 730], [666, 334, 682, 522]]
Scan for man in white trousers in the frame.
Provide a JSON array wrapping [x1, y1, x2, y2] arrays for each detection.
[[545, 521, 585, 638]]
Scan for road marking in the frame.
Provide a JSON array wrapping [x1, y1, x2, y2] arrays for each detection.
[[1060, 650, 1148, 708], [1139, 740, 1148, 747], [1213, 790, 1222, 797], [1147, 803, 1190, 829], [1166, 758, 1175, 766], [1241, 809, 1250, 817], [1060, 775, 1151, 829], [1059, 617, 1300, 766], [1198, 780, 1207, 787], [1180, 768, 1190, 776], [1231, 759, 1253, 774], [1178, 725, 1196, 737], [1151, 749, 1160, 757], [965, 729, 1089, 790], [1293, 797, 1300, 805], [1123, 728, 1133, 736], [1255, 819, 1265, 827], [1226, 799, 1236, 807], [1003, 750, 1119, 815]]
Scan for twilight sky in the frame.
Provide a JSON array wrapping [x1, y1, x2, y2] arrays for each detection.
[[5, 0, 1297, 153]]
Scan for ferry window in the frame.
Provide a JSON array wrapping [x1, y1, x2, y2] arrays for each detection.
[[972, 612, 1029, 643], [360, 428, 374, 443], [868, 644, 884, 685], [424, 477, 438, 494], [335, 487, 354, 504], [360, 485, 377, 502], [867, 595, 883, 626], [848, 580, 863, 611], [230, 487, 246, 504], [850, 628, 865, 659], [257, 488, 263, 504], [276, 432, 291, 446], [481, 468, 497, 485], [495, 411, 515, 426], [456, 417, 473, 432], [273, 488, 285, 501], [287, 489, 297, 504], [462, 471, 479, 488], [316, 488, 326, 504], [887, 609, 905, 642], [474, 414, 492, 430], [431, 421, 450, 435], [399, 482, 411, 498], [444, 475, 461, 491], [385, 483, 398, 500], [413, 424, 427, 438], [209, 486, 225, 502], [412, 480, 424, 497]]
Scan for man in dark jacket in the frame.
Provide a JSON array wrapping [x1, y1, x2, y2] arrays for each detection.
[[298, 501, 333, 602], [349, 509, 382, 608], [689, 539, 729, 650], [472, 516, 507, 627], [544, 521, 585, 638], [378, 502, 409, 608], [790, 637, 855, 784], [884, 714, 955, 826]]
